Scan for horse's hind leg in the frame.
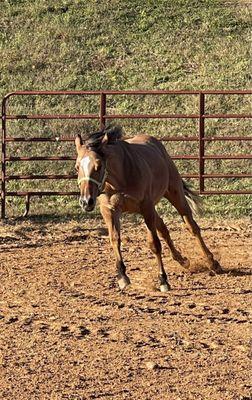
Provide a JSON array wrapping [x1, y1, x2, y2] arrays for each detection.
[[100, 199, 130, 290], [164, 190, 222, 273], [155, 212, 190, 269], [183, 214, 222, 273], [141, 202, 170, 292]]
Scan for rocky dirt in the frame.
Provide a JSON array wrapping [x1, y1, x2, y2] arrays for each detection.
[[0, 216, 251, 400]]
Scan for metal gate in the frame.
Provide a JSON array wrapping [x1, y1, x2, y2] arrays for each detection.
[[1, 90, 252, 218]]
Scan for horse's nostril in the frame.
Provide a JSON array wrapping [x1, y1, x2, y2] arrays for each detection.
[[79, 197, 94, 210], [79, 197, 85, 207], [87, 198, 94, 207]]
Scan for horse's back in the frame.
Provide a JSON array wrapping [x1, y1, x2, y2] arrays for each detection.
[[124, 134, 183, 202], [126, 134, 177, 172], [126, 134, 161, 147]]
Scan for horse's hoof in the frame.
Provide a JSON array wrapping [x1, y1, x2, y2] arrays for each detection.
[[160, 283, 171, 292], [181, 257, 190, 269], [210, 260, 223, 274], [174, 255, 190, 269], [118, 275, 131, 290]]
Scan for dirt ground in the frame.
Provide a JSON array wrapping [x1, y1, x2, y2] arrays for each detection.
[[0, 215, 251, 400]]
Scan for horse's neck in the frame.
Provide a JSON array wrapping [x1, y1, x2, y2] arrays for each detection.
[[105, 155, 123, 190], [105, 142, 141, 194], [105, 144, 128, 190]]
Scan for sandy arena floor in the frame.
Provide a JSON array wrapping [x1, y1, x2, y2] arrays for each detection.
[[0, 216, 251, 400]]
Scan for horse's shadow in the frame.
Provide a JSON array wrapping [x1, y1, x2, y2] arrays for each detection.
[[189, 265, 252, 277], [223, 267, 252, 277]]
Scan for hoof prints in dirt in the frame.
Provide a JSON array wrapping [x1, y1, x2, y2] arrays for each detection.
[[1, 218, 251, 400]]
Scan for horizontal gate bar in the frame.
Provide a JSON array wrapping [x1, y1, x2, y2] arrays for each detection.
[[6, 156, 75, 161], [6, 175, 76, 180], [5, 113, 251, 120], [5, 136, 252, 143], [199, 190, 252, 195], [105, 113, 251, 119], [5, 114, 99, 120], [6, 155, 199, 161], [203, 114, 252, 119], [105, 114, 200, 119], [6, 137, 75, 142], [203, 136, 252, 141], [3, 90, 252, 99], [203, 154, 252, 160], [6, 173, 252, 181], [6, 154, 251, 161], [202, 173, 252, 178], [6, 190, 251, 196], [7, 191, 79, 196], [163, 136, 252, 142]]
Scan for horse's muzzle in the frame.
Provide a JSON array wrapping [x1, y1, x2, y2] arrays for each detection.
[[79, 197, 95, 212]]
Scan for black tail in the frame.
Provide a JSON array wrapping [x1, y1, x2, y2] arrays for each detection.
[[183, 181, 203, 217]]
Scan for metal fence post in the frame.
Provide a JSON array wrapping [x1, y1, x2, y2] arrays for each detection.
[[1, 98, 7, 219], [100, 93, 106, 129], [199, 92, 205, 193]]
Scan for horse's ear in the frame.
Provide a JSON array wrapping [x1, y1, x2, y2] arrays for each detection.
[[99, 127, 122, 155], [101, 133, 109, 146], [104, 125, 123, 143], [75, 134, 83, 152]]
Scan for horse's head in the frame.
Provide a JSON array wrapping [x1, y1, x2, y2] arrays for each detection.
[[75, 126, 123, 212], [75, 134, 107, 212]]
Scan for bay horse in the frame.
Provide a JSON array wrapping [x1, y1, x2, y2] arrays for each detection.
[[75, 126, 222, 292]]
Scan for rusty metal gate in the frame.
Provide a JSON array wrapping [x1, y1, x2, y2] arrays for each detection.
[[1, 90, 252, 218]]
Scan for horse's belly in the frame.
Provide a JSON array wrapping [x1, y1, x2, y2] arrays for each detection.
[[121, 195, 140, 213]]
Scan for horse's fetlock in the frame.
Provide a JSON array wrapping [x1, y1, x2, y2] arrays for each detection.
[[159, 273, 168, 285], [116, 260, 126, 274]]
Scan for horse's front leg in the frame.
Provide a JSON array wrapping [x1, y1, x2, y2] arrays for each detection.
[[100, 199, 130, 290]]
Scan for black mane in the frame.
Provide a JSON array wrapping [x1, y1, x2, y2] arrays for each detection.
[[86, 125, 123, 150]]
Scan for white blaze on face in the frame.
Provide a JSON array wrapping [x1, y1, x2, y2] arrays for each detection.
[[80, 156, 91, 176]]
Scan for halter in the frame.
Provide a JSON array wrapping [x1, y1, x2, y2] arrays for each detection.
[[77, 168, 108, 194]]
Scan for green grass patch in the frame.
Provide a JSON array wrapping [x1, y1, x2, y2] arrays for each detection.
[[1, 0, 251, 218]]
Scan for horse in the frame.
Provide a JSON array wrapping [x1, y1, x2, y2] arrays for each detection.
[[75, 125, 222, 292]]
